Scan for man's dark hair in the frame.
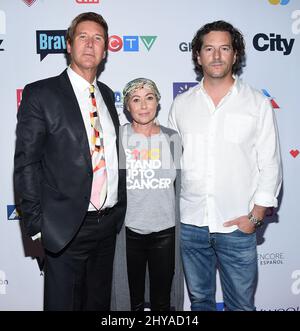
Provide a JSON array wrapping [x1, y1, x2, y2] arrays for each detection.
[[191, 20, 245, 76], [66, 12, 108, 50]]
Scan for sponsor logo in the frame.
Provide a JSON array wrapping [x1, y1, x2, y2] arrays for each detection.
[[114, 91, 123, 109], [17, 89, 23, 110], [36, 30, 67, 61], [253, 33, 295, 55], [7, 205, 21, 220], [0, 270, 8, 295], [173, 82, 198, 99], [261, 89, 280, 109], [290, 149, 299, 158], [76, 0, 99, 3], [22, 0, 37, 6], [292, 10, 300, 35], [260, 306, 299, 311], [178, 41, 192, 52], [268, 0, 290, 5], [257, 252, 284, 265], [291, 270, 300, 295], [108, 35, 157, 52], [0, 10, 6, 51]]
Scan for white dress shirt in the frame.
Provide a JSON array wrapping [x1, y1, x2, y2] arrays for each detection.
[[67, 67, 118, 210], [168, 77, 282, 233]]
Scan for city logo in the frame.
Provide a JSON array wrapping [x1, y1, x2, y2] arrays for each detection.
[[108, 35, 157, 52], [7, 205, 21, 220], [292, 10, 300, 35], [0, 10, 6, 52], [290, 149, 299, 158], [268, 0, 290, 5], [36, 30, 67, 61], [76, 0, 99, 3], [261, 89, 280, 109], [178, 41, 192, 52], [22, 0, 37, 6], [17, 89, 23, 110], [173, 82, 198, 99], [0, 270, 8, 295], [291, 270, 300, 295], [253, 33, 295, 55]]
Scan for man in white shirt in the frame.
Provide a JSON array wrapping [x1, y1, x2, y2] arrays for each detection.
[[168, 20, 282, 311], [14, 12, 126, 310]]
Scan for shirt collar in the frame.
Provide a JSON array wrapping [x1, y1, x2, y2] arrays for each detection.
[[67, 66, 97, 92], [198, 75, 241, 95]]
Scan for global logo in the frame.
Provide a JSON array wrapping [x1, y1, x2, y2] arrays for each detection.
[[173, 82, 198, 99], [108, 35, 157, 52], [0, 10, 6, 51], [178, 41, 192, 52], [36, 30, 67, 61], [261, 89, 280, 109], [7, 205, 21, 220], [268, 0, 290, 5]]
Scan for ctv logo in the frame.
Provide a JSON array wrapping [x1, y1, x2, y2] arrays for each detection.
[[0, 10, 6, 51], [173, 82, 198, 99], [36, 30, 67, 61], [7, 205, 21, 220], [268, 0, 289, 5], [76, 0, 99, 3], [108, 35, 157, 52], [261, 89, 280, 109], [17, 89, 23, 110]]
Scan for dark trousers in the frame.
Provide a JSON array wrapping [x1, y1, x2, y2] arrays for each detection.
[[44, 212, 116, 311], [126, 226, 175, 311]]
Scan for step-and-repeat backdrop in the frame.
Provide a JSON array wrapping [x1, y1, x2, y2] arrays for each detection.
[[0, 0, 299, 311]]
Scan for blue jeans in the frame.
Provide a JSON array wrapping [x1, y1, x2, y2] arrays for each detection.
[[181, 224, 257, 311]]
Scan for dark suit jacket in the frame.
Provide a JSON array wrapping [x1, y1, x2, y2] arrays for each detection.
[[14, 69, 126, 253]]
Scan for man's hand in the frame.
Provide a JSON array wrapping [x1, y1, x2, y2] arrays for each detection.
[[223, 215, 255, 234]]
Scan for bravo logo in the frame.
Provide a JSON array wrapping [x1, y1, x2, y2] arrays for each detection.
[[253, 33, 295, 55], [108, 35, 157, 52], [36, 30, 67, 61]]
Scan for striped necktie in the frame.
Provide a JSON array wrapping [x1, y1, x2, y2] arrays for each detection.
[[89, 84, 107, 210]]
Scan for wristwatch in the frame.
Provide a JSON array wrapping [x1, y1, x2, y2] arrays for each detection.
[[248, 213, 263, 228]]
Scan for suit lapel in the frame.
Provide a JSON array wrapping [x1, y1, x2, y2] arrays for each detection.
[[58, 70, 92, 169]]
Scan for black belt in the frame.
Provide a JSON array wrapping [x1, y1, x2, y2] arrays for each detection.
[[86, 208, 112, 218]]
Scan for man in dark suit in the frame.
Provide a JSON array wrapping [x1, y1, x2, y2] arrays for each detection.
[[14, 12, 126, 311]]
